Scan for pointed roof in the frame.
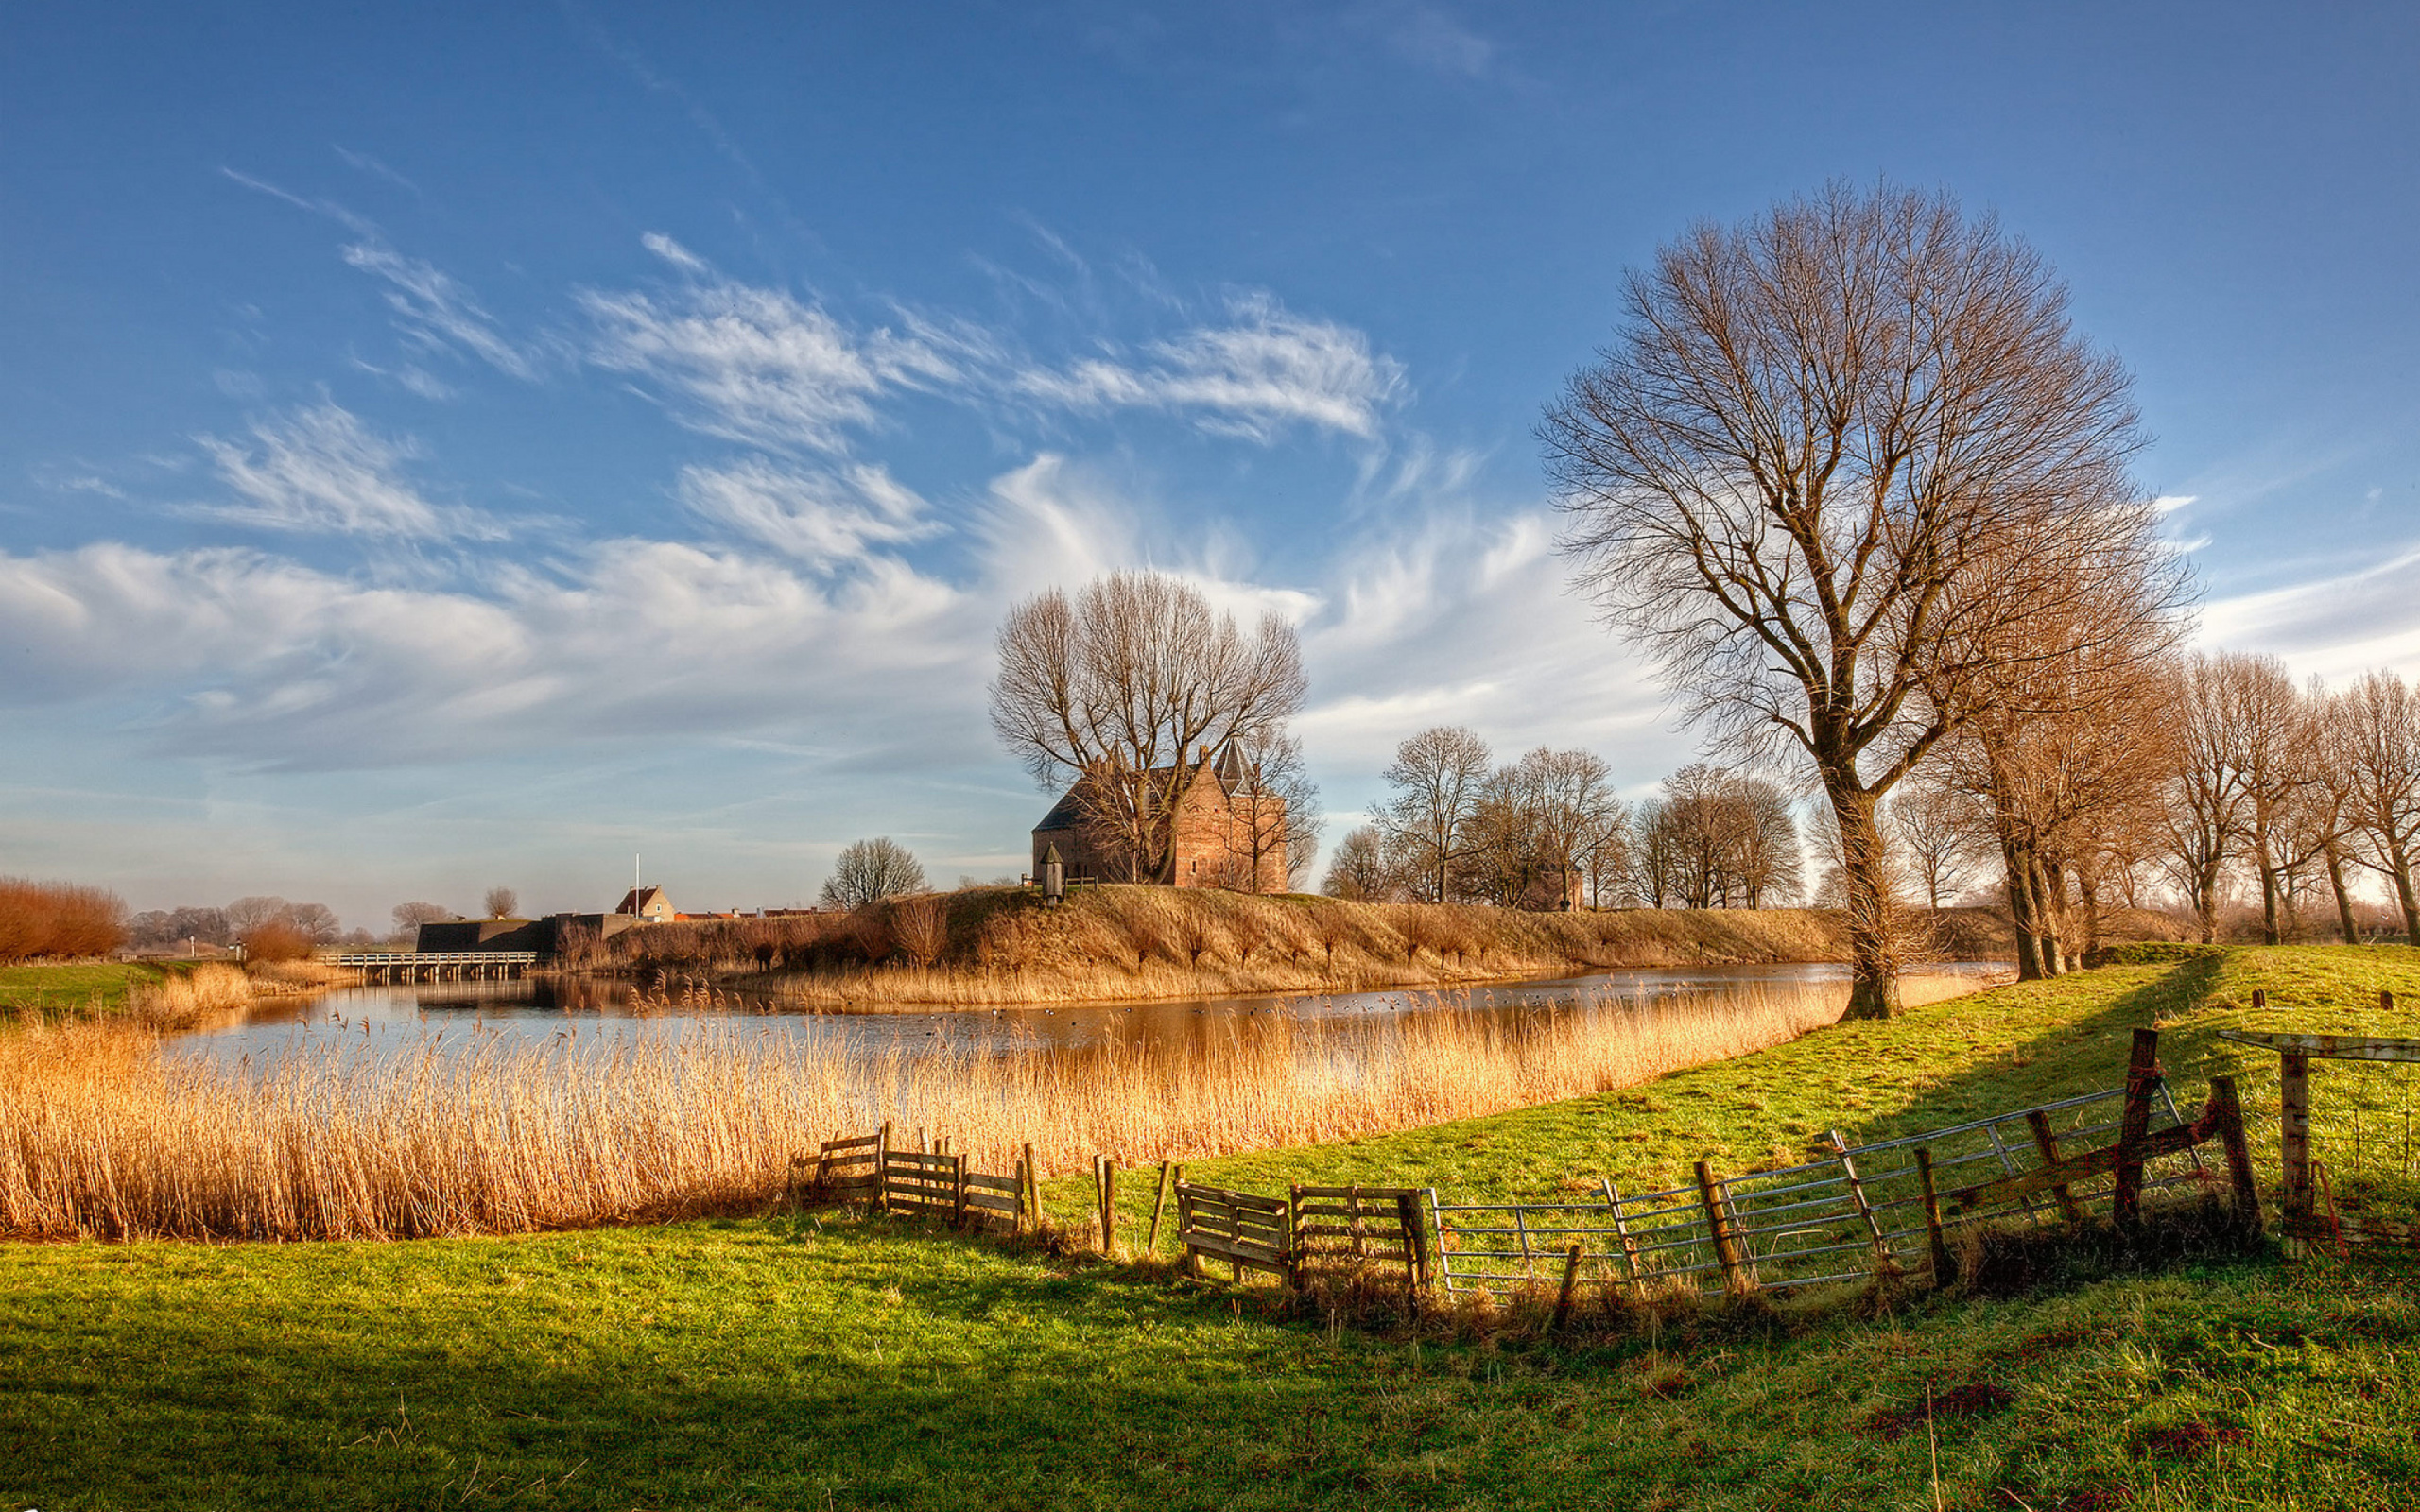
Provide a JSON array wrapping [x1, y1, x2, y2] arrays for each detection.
[[614, 885, 668, 915]]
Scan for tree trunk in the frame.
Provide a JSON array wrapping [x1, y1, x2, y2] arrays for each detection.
[[2258, 856, 2284, 947], [1828, 786, 1901, 1020], [2194, 868, 2221, 944], [2002, 837, 2049, 981], [2391, 836, 2420, 943], [2076, 863, 2104, 964], [2325, 842, 2360, 943]]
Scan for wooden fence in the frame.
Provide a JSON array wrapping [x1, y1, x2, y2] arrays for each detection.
[[1429, 1029, 2244, 1298], [795, 1030, 2265, 1306], [802, 1124, 1031, 1233]]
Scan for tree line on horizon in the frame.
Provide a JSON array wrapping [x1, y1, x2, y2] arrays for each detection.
[[1316, 730, 1802, 913]]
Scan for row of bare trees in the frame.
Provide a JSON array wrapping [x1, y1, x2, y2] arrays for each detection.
[[1881, 654, 2420, 973], [1322, 731, 1801, 912], [1320, 728, 1623, 909]]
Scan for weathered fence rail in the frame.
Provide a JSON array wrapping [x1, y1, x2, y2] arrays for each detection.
[[1175, 1182, 1293, 1282]]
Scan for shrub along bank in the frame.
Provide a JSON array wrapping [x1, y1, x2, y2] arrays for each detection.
[[6, 946, 2420, 1507]]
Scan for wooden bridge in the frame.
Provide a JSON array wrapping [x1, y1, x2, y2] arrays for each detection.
[[332, 951, 540, 984]]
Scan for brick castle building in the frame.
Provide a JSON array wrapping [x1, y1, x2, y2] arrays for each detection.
[[1031, 744, 1289, 893]]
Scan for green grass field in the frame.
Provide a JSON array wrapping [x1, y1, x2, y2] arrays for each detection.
[[8, 945, 2420, 1509], [0, 960, 163, 1019]]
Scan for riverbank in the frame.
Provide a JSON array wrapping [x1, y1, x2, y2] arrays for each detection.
[[0, 958, 354, 1028], [611, 886, 2028, 1008], [5, 945, 2417, 1507]]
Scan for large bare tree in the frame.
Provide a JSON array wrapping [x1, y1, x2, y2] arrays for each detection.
[[1543, 182, 2148, 1017], [991, 571, 1306, 883]]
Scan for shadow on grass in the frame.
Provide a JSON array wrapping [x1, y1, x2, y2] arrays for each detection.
[[0, 1226, 1466, 1512], [1818, 952, 2233, 1150]]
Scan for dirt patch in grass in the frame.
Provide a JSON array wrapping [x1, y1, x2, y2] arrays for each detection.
[[2132, 1421, 2249, 1459], [1864, 1381, 2014, 1439]]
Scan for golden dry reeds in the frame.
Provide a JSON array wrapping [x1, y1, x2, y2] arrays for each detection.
[[0, 974, 1984, 1243], [123, 963, 255, 1029]]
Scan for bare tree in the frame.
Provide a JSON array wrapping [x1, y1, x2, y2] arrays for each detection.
[[820, 838, 928, 909], [389, 901, 452, 943], [2337, 669, 2420, 939], [1226, 727, 1322, 892], [1378, 726, 1493, 902], [1938, 536, 2187, 974], [992, 571, 1307, 883], [2162, 654, 2253, 943], [1544, 182, 2148, 1017], [1636, 765, 1800, 909], [1887, 777, 1987, 912], [1320, 824, 1396, 902], [483, 886, 519, 919]]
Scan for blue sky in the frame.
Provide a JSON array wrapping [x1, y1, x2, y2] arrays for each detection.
[[5, 2, 2418, 928]]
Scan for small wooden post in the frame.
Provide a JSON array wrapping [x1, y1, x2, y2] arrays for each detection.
[[952, 1151, 969, 1227], [2251, 988, 2265, 1008], [874, 1121, 892, 1213], [2207, 1074, 2263, 1228], [1396, 1190, 1428, 1290], [1148, 1160, 1174, 1252], [1023, 1142, 1042, 1231], [2113, 1028, 2161, 1225], [1914, 1148, 1955, 1288], [1551, 1243, 1585, 1331], [2024, 1110, 2086, 1224], [2384, 988, 2396, 1011], [1601, 1177, 1644, 1295], [1097, 1156, 1117, 1256], [1694, 1160, 1752, 1297], [2281, 1052, 2312, 1219]]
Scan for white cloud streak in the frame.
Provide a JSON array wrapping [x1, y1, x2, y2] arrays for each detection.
[[340, 240, 536, 381], [1015, 293, 1404, 439], [579, 235, 967, 454], [194, 405, 499, 541], [678, 456, 936, 573]]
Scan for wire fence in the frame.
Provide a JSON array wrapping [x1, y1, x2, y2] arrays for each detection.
[[1430, 1078, 2213, 1297]]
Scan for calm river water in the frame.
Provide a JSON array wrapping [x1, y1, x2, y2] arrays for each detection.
[[176, 960, 2012, 1067]]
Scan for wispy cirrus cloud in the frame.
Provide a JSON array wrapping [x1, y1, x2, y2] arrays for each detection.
[[1012, 293, 1404, 440], [678, 456, 937, 574], [193, 404, 501, 541], [340, 239, 537, 381], [579, 233, 973, 455]]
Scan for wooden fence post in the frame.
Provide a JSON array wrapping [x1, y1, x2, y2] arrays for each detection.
[[1694, 1160, 1753, 1297], [2113, 1028, 2161, 1225], [1148, 1160, 1174, 1252], [1022, 1142, 1041, 1232], [2252, 988, 2266, 1008], [1915, 1148, 1955, 1288], [2024, 1110, 2086, 1225], [875, 1121, 892, 1214], [1396, 1190, 1428, 1291], [952, 1150, 969, 1228], [1097, 1156, 1117, 1256], [2280, 1052, 2312, 1220], [1551, 1243, 1585, 1331], [2207, 1074, 2263, 1228]]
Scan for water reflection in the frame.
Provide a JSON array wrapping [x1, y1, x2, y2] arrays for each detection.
[[180, 960, 2011, 1067]]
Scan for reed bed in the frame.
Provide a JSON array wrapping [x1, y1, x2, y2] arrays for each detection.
[[0, 974, 1984, 1243]]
